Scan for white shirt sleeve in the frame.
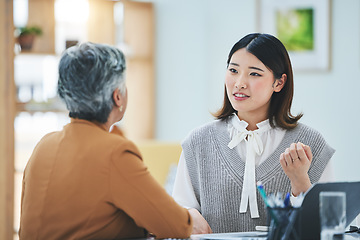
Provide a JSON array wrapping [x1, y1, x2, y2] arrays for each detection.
[[318, 160, 334, 182], [172, 151, 201, 211]]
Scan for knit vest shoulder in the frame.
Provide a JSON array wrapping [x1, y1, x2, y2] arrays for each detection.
[[182, 119, 335, 233]]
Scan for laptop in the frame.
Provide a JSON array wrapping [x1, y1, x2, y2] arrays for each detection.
[[296, 181, 360, 240], [191, 181, 360, 240]]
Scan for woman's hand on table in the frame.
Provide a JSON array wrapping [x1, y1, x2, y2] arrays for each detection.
[[188, 208, 213, 234]]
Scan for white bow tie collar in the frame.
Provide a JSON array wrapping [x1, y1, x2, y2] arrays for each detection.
[[227, 116, 270, 218]]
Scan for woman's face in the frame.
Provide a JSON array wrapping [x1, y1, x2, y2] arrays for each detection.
[[225, 48, 279, 121]]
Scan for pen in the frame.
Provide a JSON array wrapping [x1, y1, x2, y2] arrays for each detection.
[[256, 181, 278, 224], [283, 192, 290, 207], [256, 181, 269, 207]]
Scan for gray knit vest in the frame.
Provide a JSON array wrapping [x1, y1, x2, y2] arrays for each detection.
[[182, 119, 335, 233]]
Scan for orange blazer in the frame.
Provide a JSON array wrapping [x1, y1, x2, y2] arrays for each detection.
[[19, 119, 192, 239]]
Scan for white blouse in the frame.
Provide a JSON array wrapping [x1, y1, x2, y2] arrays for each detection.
[[172, 114, 333, 215]]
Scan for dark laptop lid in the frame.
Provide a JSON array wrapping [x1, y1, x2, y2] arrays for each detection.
[[297, 181, 360, 240]]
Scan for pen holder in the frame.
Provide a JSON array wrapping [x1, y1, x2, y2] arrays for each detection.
[[267, 207, 300, 240]]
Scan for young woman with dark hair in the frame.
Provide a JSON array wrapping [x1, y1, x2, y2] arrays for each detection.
[[172, 33, 335, 234], [216, 33, 301, 129]]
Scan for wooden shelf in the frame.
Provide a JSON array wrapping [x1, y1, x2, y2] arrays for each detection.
[[16, 99, 67, 114], [27, 0, 56, 54]]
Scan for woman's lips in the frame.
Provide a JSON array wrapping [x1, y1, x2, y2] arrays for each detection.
[[233, 93, 249, 101]]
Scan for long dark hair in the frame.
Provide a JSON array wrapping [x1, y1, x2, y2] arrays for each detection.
[[213, 33, 302, 129]]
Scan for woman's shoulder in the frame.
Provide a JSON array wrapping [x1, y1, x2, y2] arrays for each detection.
[[293, 122, 324, 137], [31, 130, 63, 151], [290, 122, 328, 146], [108, 131, 142, 160]]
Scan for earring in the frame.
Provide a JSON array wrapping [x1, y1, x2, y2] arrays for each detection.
[[119, 106, 123, 112]]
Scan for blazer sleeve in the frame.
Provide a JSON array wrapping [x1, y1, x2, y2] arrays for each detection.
[[109, 144, 192, 239]]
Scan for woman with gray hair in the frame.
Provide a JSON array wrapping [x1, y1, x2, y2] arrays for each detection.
[[19, 42, 192, 240]]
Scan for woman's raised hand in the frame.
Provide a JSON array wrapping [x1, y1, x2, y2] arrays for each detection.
[[279, 142, 313, 196]]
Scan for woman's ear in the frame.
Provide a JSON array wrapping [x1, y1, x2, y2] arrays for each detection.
[[274, 73, 287, 92], [112, 88, 123, 107]]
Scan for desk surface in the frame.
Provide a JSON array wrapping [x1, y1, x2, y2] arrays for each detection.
[[133, 232, 360, 240]]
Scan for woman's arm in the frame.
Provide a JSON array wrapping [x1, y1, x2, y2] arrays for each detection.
[[289, 159, 333, 204], [172, 152, 212, 234], [110, 149, 192, 239], [172, 152, 201, 210], [280, 141, 334, 196]]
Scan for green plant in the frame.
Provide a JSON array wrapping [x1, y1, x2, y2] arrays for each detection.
[[18, 26, 43, 36], [17, 25, 43, 51]]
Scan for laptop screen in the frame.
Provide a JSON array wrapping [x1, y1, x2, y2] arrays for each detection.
[[297, 181, 360, 240]]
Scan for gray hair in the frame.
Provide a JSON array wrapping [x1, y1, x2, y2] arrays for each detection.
[[57, 42, 126, 123]]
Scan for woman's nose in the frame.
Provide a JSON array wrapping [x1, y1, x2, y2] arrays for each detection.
[[235, 75, 247, 89]]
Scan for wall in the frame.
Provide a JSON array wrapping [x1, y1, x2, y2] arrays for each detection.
[[152, 0, 360, 182], [154, 0, 256, 139]]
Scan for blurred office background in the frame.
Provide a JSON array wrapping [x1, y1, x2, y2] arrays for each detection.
[[2, 0, 360, 239]]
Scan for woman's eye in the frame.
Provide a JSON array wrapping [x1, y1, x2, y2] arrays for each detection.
[[228, 68, 238, 73], [250, 72, 261, 77]]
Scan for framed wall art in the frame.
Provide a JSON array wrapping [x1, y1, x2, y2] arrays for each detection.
[[259, 0, 330, 71]]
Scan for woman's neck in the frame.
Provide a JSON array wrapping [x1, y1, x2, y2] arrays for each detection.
[[103, 106, 123, 132], [236, 113, 267, 131], [101, 121, 113, 132]]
